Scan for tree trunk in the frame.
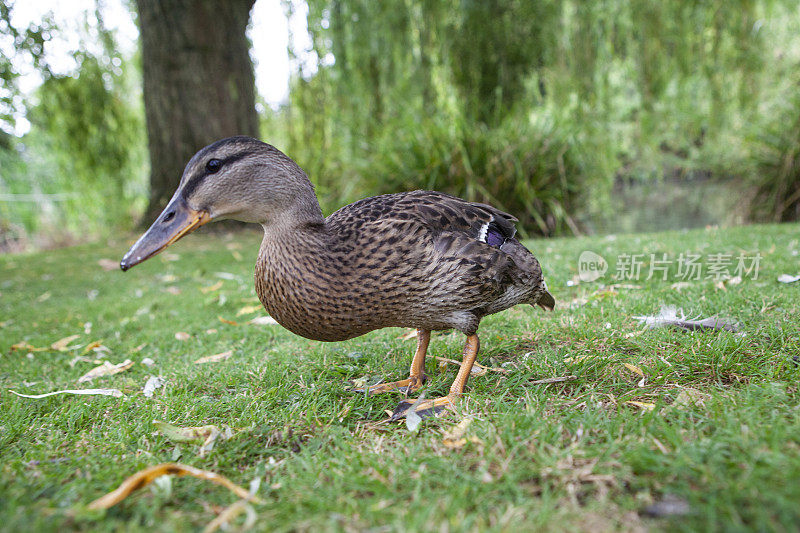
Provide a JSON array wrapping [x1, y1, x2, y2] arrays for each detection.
[[136, 0, 258, 224]]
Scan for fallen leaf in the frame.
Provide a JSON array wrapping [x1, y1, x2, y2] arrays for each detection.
[[97, 258, 119, 271], [778, 274, 800, 284], [198, 427, 226, 457], [623, 363, 644, 377], [141, 357, 155, 367], [248, 316, 278, 326], [143, 376, 164, 398], [164, 286, 182, 295], [669, 388, 708, 410], [154, 420, 218, 443], [626, 400, 655, 411], [51, 334, 80, 351], [77, 359, 134, 383], [201, 281, 224, 294], [442, 418, 472, 449], [670, 282, 692, 291], [175, 332, 191, 341], [214, 272, 238, 280], [528, 375, 578, 385], [9, 388, 123, 399], [433, 355, 509, 375], [203, 499, 256, 533], [83, 340, 104, 354], [36, 291, 51, 302], [236, 304, 263, 316], [194, 350, 233, 364], [158, 274, 178, 283], [10, 341, 47, 352], [154, 421, 232, 458], [163, 253, 180, 262], [218, 316, 239, 326], [87, 463, 263, 510]]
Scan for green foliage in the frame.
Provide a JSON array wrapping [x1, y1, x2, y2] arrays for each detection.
[[268, 0, 800, 234], [0, 1, 54, 134], [748, 95, 800, 222], [0, 3, 146, 247]]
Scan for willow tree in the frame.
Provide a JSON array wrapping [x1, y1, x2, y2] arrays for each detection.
[[136, 0, 258, 222]]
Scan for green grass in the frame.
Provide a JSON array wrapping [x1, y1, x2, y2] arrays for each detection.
[[1, 224, 799, 532]]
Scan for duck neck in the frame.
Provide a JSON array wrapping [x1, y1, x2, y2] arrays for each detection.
[[260, 190, 325, 235]]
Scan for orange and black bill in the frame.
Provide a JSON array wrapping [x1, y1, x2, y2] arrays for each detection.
[[120, 196, 211, 271]]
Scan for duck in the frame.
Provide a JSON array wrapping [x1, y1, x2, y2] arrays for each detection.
[[120, 136, 555, 419]]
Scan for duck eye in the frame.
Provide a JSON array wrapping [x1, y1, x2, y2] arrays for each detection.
[[206, 159, 222, 173]]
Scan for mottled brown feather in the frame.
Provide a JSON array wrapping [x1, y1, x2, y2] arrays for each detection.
[[254, 189, 553, 341]]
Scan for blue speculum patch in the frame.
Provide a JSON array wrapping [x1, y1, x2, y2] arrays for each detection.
[[486, 225, 505, 247]]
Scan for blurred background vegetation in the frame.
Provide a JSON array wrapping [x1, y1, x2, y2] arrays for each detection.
[[1, 0, 799, 251]]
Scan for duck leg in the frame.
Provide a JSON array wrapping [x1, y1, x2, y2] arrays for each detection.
[[349, 329, 430, 395], [390, 334, 479, 420]]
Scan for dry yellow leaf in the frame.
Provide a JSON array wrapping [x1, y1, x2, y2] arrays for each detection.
[[626, 400, 655, 411], [51, 334, 80, 352], [218, 316, 239, 326], [623, 363, 644, 377], [235, 304, 263, 316], [83, 340, 104, 353], [442, 418, 473, 449], [77, 359, 134, 383], [433, 356, 509, 375], [10, 341, 47, 352], [154, 420, 217, 443], [175, 332, 191, 341], [154, 421, 232, 457], [203, 499, 256, 533], [86, 463, 262, 510], [195, 350, 233, 364], [200, 281, 224, 294]]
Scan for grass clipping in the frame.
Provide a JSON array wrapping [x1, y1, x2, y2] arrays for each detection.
[[87, 463, 264, 511]]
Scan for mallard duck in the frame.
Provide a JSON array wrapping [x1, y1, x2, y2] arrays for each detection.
[[121, 136, 555, 419]]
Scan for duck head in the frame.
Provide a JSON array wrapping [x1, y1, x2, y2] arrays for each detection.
[[120, 136, 322, 271]]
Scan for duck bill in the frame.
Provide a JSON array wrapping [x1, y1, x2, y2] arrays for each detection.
[[120, 197, 211, 271]]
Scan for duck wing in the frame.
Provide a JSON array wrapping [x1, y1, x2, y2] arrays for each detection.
[[328, 190, 518, 245], [327, 191, 554, 316]]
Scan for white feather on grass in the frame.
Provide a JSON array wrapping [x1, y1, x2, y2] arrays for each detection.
[[633, 305, 739, 333]]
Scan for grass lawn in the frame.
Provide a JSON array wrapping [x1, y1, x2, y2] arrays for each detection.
[[1, 223, 799, 532]]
